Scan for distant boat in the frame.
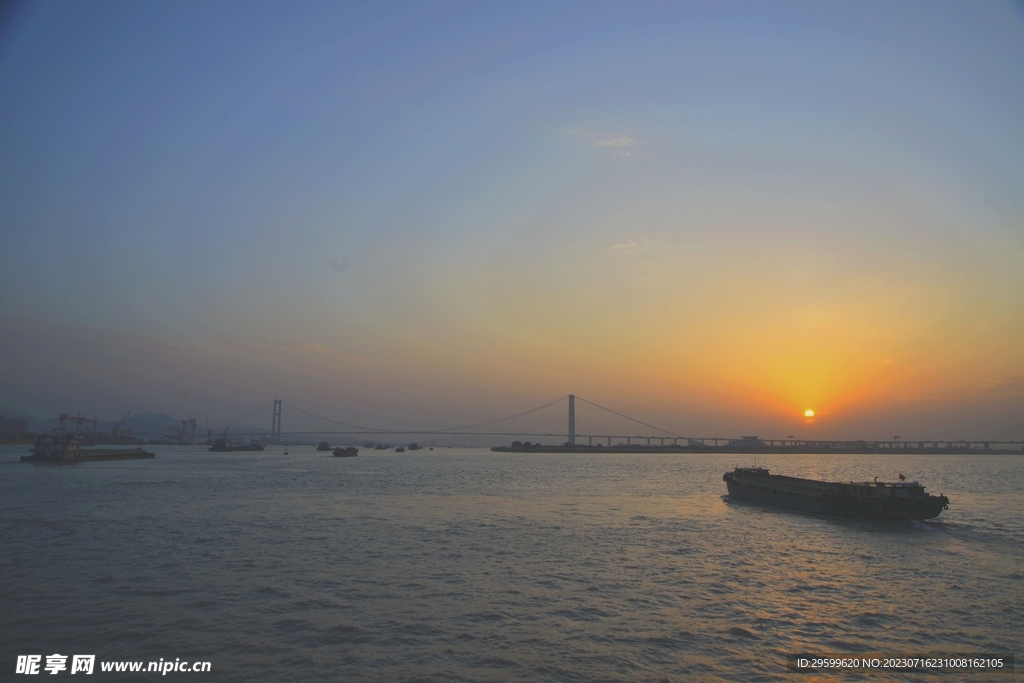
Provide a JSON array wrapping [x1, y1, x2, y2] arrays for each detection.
[[407, 442, 420, 450], [395, 446, 406, 452], [333, 447, 357, 457], [723, 467, 949, 520], [316, 441, 332, 451], [208, 438, 264, 452]]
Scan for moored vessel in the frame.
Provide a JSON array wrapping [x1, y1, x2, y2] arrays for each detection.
[[22, 431, 155, 463], [723, 467, 949, 520], [316, 441, 332, 451], [208, 438, 265, 452], [333, 446, 358, 457]]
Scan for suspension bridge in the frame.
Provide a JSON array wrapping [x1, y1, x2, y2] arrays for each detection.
[[210, 394, 1024, 453], [217, 395, 698, 446]]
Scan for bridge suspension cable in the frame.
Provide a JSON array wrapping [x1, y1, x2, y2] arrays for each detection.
[[574, 395, 682, 438], [215, 400, 275, 432], [283, 401, 390, 433], [994, 420, 1024, 442], [434, 395, 569, 433]]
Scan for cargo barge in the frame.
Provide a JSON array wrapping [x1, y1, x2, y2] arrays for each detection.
[[209, 438, 264, 452], [723, 466, 949, 520], [22, 431, 155, 463]]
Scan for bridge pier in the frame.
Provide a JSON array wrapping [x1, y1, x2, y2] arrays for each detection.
[[271, 399, 282, 443], [568, 394, 576, 446], [608, 436, 611, 446]]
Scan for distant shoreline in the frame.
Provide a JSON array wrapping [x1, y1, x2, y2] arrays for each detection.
[[492, 444, 1024, 455]]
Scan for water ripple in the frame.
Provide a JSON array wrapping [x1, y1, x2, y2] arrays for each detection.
[[1, 446, 1021, 682]]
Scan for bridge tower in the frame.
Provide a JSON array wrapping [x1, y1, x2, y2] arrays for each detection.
[[271, 399, 282, 442], [568, 394, 575, 445]]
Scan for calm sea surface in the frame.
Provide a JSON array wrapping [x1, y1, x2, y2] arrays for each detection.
[[2, 446, 1021, 682]]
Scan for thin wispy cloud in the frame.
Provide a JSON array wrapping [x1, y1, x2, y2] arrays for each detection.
[[329, 256, 351, 273], [981, 374, 1024, 396], [611, 240, 638, 252], [573, 130, 649, 157], [239, 337, 366, 368]]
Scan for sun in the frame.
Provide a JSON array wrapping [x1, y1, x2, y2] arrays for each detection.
[[804, 409, 815, 418]]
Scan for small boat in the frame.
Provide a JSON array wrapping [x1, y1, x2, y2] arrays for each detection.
[[333, 447, 358, 457], [723, 467, 949, 520], [395, 446, 406, 452], [316, 441, 332, 451]]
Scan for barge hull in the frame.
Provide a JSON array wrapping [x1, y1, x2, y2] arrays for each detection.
[[22, 448, 155, 463], [723, 471, 948, 520]]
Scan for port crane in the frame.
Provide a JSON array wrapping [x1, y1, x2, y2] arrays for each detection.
[[59, 413, 98, 432], [165, 417, 197, 444], [110, 410, 134, 438]]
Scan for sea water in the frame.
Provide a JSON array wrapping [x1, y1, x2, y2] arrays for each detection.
[[2, 446, 1021, 681]]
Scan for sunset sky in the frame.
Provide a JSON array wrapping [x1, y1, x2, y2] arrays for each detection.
[[2, 1, 1022, 440]]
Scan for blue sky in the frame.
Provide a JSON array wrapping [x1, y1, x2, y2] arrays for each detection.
[[1, 1, 1022, 438]]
